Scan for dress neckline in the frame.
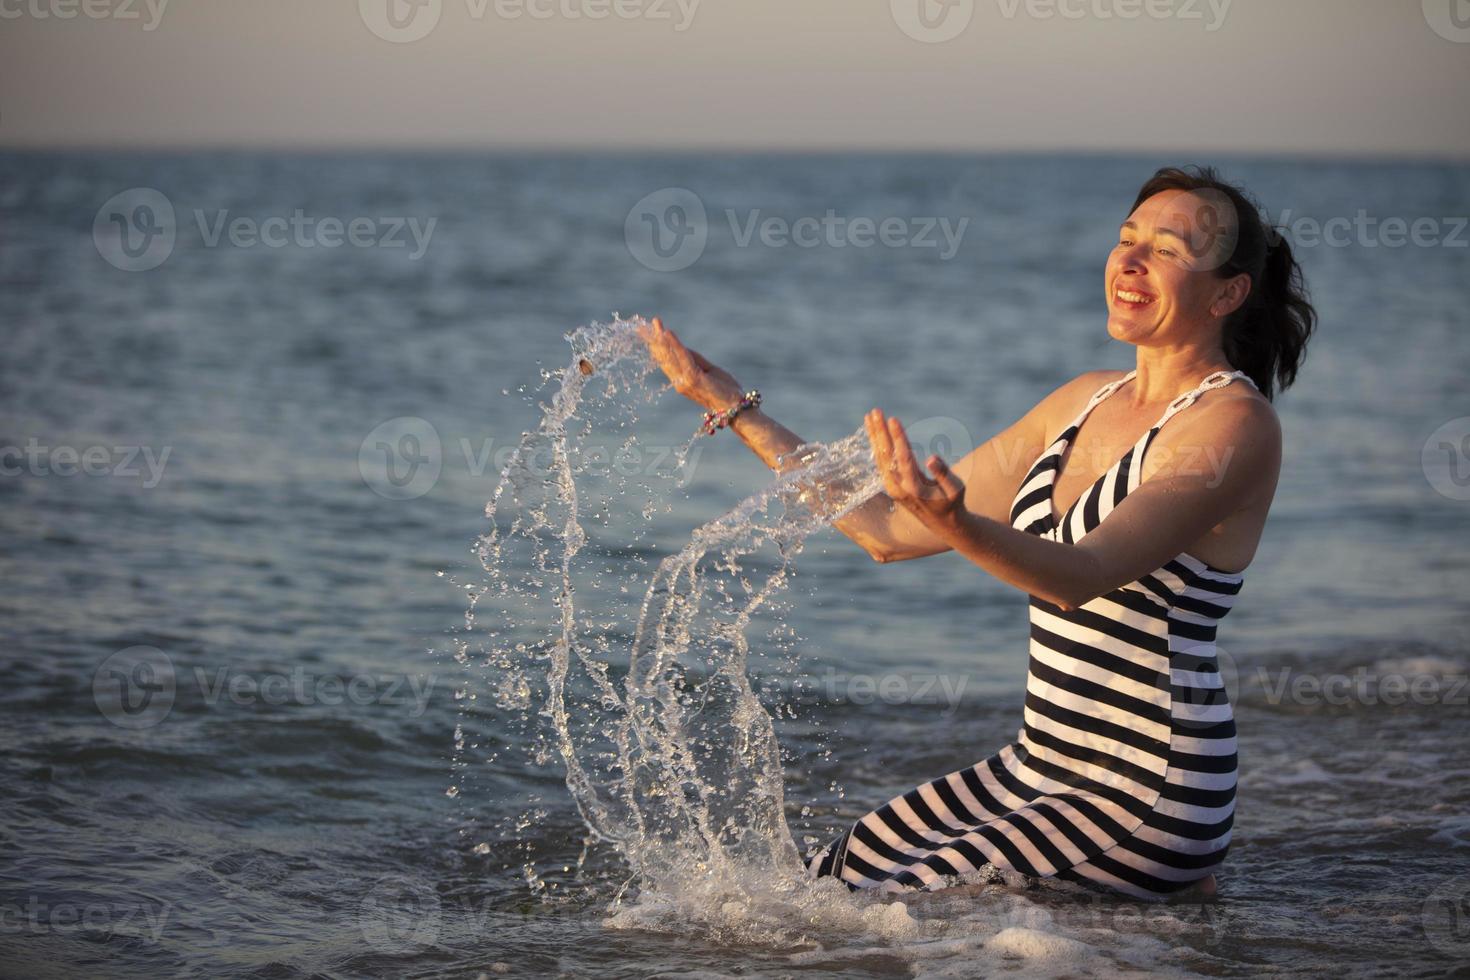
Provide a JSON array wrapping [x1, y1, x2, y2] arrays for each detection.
[[1033, 368, 1254, 577]]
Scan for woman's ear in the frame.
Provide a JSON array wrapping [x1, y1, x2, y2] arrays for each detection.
[[1210, 272, 1253, 319]]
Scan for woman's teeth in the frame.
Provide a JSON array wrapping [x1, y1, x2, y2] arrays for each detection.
[[1116, 290, 1154, 305]]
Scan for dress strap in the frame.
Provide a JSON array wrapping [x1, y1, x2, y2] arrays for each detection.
[[1081, 369, 1137, 414], [1152, 370, 1255, 430]]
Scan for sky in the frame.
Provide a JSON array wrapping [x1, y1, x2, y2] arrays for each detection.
[[1, 0, 1467, 156]]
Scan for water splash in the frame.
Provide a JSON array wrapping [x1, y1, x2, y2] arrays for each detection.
[[451, 314, 884, 925]]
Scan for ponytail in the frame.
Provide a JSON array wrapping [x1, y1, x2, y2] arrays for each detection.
[[1130, 167, 1317, 402]]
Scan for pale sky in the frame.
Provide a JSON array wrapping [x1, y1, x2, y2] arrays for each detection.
[[2, 0, 1467, 156]]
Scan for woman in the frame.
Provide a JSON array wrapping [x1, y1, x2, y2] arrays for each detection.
[[640, 166, 1315, 901]]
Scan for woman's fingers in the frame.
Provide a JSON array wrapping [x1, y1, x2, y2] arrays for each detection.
[[866, 409, 902, 497], [884, 416, 925, 498], [868, 409, 895, 467], [887, 417, 926, 483], [926, 454, 965, 502]]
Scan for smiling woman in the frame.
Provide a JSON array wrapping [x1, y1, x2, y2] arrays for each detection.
[[641, 164, 1317, 900]]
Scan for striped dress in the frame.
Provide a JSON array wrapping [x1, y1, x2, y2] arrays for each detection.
[[806, 369, 1249, 900]]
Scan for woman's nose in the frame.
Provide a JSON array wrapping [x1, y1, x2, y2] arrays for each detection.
[[1116, 243, 1150, 273]]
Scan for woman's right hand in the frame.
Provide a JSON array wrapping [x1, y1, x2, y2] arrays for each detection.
[[638, 317, 744, 412]]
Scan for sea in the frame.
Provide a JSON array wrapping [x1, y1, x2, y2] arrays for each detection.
[[1, 151, 1468, 978]]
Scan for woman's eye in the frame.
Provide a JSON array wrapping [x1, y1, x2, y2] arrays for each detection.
[[1157, 247, 1174, 256]]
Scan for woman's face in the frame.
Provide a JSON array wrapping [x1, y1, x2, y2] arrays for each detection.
[[1105, 188, 1245, 349]]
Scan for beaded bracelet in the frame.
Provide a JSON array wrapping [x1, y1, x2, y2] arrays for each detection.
[[701, 390, 761, 435]]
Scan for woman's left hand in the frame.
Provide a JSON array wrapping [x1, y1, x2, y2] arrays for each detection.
[[866, 408, 967, 531]]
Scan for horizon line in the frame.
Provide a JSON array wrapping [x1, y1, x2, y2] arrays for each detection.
[[3, 141, 1468, 166]]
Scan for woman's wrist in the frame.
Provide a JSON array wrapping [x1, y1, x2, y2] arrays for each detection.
[[701, 384, 745, 413], [903, 496, 972, 542], [700, 389, 761, 435]]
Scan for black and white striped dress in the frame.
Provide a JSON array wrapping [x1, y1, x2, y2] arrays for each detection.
[[806, 369, 1249, 900]]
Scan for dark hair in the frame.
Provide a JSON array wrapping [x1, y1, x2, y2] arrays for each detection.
[[1129, 166, 1316, 402]]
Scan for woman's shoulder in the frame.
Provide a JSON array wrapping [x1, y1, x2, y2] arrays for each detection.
[[1156, 376, 1283, 470], [1040, 369, 1130, 415]]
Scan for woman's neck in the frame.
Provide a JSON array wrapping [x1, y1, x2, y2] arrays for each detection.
[[1127, 348, 1235, 408]]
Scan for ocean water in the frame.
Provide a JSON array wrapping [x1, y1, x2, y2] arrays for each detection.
[[1, 151, 1468, 978]]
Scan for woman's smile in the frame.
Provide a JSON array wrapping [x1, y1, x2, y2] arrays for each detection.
[[1112, 286, 1157, 310]]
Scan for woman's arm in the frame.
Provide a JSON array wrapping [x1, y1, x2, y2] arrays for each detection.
[[727, 367, 1124, 563], [640, 317, 947, 561], [639, 319, 1112, 564], [870, 395, 1281, 608], [724, 404, 953, 561]]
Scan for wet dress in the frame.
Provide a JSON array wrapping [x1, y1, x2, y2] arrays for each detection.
[[806, 369, 1251, 900]]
